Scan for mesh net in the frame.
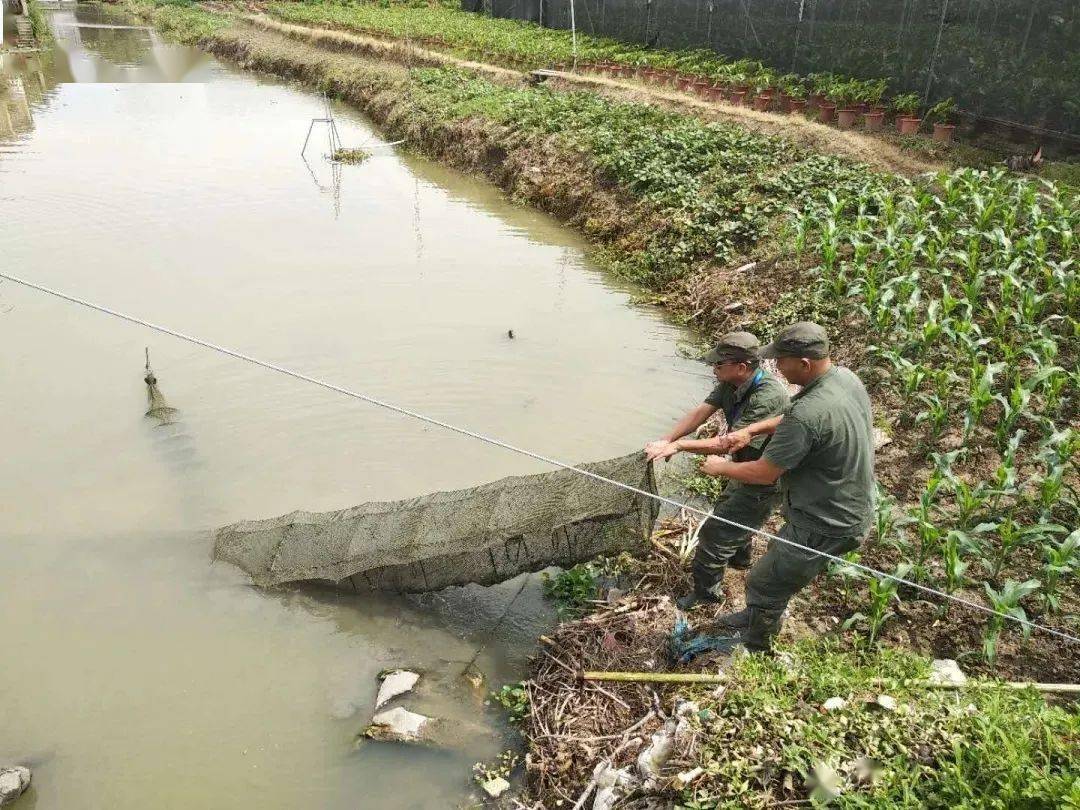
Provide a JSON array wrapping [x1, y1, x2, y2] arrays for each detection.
[[213, 451, 658, 592], [474, 0, 1080, 139]]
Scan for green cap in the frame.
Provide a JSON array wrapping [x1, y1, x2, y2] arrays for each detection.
[[761, 322, 830, 360], [700, 331, 761, 364]]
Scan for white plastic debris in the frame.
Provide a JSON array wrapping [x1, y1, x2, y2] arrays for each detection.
[[364, 706, 432, 743], [822, 697, 848, 711], [874, 694, 898, 712], [637, 700, 698, 784], [375, 669, 420, 709], [481, 776, 510, 798], [0, 766, 31, 806], [592, 762, 636, 810], [929, 659, 967, 686], [676, 766, 704, 787]]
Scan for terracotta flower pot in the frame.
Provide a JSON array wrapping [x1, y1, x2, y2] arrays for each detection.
[[933, 123, 956, 142], [818, 103, 837, 123], [753, 94, 771, 112], [787, 99, 808, 115], [707, 85, 725, 102], [809, 92, 826, 108], [836, 108, 858, 128], [897, 116, 921, 135], [729, 89, 747, 106], [864, 110, 885, 131], [676, 76, 694, 92], [694, 80, 712, 98]]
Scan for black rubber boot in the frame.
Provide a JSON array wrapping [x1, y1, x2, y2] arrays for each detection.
[[676, 578, 724, 610], [715, 607, 751, 631], [742, 607, 785, 653]]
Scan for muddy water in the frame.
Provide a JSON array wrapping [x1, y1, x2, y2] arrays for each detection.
[[0, 7, 706, 808]]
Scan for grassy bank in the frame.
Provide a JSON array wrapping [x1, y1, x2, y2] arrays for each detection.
[[524, 569, 1080, 807], [27, 0, 52, 44]]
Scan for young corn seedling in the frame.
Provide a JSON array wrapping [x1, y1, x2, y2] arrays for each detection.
[[982, 579, 1040, 666], [859, 563, 912, 643], [964, 361, 1004, 440], [942, 530, 970, 593], [1041, 529, 1080, 614]]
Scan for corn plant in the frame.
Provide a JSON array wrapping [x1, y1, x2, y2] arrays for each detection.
[[1041, 529, 1080, 613], [982, 579, 1040, 666], [942, 530, 970, 593]]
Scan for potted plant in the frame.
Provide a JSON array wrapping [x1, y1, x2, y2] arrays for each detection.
[[786, 83, 808, 114], [832, 80, 860, 128], [819, 77, 841, 123], [862, 79, 888, 130], [808, 72, 835, 108], [751, 73, 775, 111], [893, 92, 922, 134], [925, 97, 957, 141]]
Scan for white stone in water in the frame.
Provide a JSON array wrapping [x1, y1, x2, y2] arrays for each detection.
[[365, 707, 432, 743], [929, 659, 967, 686], [822, 696, 847, 711], [0, 766, 31, 806], [375, 669, 420, 709], [481, 776, 510, 798]]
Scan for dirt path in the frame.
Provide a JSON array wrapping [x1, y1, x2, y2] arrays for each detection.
[[242, 10, 945, 178]]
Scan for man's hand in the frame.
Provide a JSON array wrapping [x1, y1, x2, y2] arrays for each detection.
[[700, 455, 730, 477], [718, 428, 753, 454], [645, 440, 681, 462]]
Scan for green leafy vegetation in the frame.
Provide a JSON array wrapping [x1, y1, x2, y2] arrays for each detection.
[[542, 564, 599, 617], [26, 0, 52, 43], [490, 681, 529, 723], [797, 169, 1078, 661], [681, 638, 1080, 808], [268, 0, 955, 125], [406, 68, 884, 286]]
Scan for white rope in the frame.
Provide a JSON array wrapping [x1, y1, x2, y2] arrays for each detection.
[[3, 269, 1078, 647]]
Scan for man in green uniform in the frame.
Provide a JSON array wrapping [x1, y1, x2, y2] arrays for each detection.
[[645, 332, 790, 609], [699, 322, 875, 652]]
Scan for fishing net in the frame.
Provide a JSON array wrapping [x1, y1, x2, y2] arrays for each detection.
[[213, 451, 658, 593]]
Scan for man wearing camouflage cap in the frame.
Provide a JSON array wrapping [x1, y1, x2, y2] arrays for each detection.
[[645, 332, 790, 609], [701, 322, 875, 652]]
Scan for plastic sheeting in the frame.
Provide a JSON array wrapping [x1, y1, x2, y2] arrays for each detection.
[[214, 451, 659, 592]]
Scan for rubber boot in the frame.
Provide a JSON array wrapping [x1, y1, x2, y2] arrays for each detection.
[[715, 607, 751, 631], [676, 576, 724, 610], [729, 543, 753, 571], [742, 607, 785, 653]]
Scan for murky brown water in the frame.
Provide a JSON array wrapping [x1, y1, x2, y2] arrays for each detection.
[[0, 6, 706, 808]]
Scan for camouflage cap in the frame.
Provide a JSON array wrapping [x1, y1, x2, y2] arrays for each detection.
[[700, 331, 761, 364], [761, 322, 830, 360]]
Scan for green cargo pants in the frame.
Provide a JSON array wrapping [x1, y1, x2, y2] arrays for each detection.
[[692, 482, 778, 592], [742, 522, 862, 652]]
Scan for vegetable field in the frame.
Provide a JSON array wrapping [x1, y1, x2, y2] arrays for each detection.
[[796, 170, 1078, 669]]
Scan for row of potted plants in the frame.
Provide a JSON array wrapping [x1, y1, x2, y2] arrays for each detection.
[[574, 61, 958, 142]]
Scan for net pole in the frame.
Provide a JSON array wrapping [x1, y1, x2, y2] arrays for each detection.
[[570, 0, 577, 69]]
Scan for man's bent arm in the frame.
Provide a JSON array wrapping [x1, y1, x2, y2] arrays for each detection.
[[707, 458, 784, 486], [661, 404, 718, 442], [740, 413, 784, 437], [672, 436, 725, 455], [718, 413, 785, 453]]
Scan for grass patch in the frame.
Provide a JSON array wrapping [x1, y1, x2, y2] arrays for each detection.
[[26, 0, 52, 44], [682, 638, 1080, 808]]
